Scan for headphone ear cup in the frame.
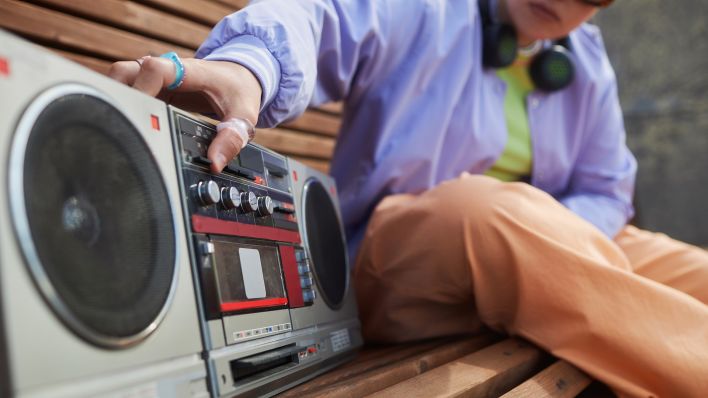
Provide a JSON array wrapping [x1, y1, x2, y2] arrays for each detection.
[[529, 45, 575, 92], [482, 24, 518, 68]]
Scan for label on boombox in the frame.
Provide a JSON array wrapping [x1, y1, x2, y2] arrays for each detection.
[[168, 107, 362, 397]]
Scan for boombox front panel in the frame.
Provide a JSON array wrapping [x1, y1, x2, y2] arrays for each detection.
[[169, 109, 362, 397], [0, 31, 204, 395]]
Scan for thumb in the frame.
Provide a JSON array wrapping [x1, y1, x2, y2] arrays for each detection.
[[207, 116, 256, 173]]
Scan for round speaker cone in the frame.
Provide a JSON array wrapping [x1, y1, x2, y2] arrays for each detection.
[[302, 179, 348, 309], [15, 91, 176, 347]]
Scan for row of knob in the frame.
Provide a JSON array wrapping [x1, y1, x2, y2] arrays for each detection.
[[194, 180, 274, 217]]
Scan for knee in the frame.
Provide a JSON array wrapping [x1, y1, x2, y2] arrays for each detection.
[[426, 174, 543, 230]]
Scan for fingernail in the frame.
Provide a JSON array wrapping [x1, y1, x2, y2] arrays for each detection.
[[216, 153, 227, 169]]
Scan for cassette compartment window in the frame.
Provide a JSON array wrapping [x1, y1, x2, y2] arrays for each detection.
[[212, 237, 287, 313]]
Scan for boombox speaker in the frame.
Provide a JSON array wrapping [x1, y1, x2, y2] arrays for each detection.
[[0, 31, 207, 397]]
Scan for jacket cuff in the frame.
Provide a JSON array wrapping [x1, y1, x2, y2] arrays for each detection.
[[196, 34, 281, 112]]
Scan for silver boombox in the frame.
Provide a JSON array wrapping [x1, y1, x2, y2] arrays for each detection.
[[0, 30, 362, 398]]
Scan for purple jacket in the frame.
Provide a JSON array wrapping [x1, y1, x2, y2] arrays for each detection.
[[196, 0, 637, 260]]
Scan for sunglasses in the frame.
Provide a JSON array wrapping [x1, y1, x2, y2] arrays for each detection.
[[580, 0, 614, 7]]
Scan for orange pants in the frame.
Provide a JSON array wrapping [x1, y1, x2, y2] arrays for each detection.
[[353, 174, 708, 398]]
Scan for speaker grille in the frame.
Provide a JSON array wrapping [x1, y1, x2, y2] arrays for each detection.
[[303, 179, 347, 308], [16, 92, 176, 346]]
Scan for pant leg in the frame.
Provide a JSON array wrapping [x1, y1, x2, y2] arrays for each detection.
[[615, 225, 708, 304], [353, 174, 708, 398]]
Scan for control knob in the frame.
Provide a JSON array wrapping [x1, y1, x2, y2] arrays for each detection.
[[257, 196, 274, 217], [240, 191, 258, 213], [221, 186, 241, 209], [195, 180, 220, 206]]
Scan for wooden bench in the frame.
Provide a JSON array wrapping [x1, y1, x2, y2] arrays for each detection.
[[0, 1, 614, 396]]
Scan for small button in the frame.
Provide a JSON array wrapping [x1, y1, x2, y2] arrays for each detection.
[[295, 251, 307, 262], [302, 289, 316, 302], [529, 98, 540, 108], [298, 264, 311, 274], [300, 276, 313, 288]]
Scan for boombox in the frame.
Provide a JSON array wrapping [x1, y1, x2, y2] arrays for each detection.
[[0, 30, 362, 398]]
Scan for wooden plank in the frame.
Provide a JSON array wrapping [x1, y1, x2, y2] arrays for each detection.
[[50, 49, 113, 75], [135, 0, 235, 26], [0, 0, 193, 61], [299, 334, 496, 397], [280, 339, 450, 397], [283, 111, 341, 138], [210, 0, 248, 10], [316, 102, 344, 115], [289, 156, 330, 174], [25, 0, 211, 49], [501, 360, 592, 398], [253, 127, 335, 160], [366, 338, 548, 398]]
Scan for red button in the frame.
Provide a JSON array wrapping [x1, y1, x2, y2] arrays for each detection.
[[307, 347, 317, 354], [150, 114, 160, 131], [254, 176, 265, 185], [0, 57, 10, 77]]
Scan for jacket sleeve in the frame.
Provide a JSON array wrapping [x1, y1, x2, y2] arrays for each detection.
[[559, 58, 637, 239], [195, 0, 410, 128]]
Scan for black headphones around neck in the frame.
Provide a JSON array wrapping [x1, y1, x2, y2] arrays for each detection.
[[479, 0, 575, 92]]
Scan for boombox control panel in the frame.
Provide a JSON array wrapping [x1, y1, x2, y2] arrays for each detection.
[[169, 108, 361, 397], [172, 111, 317, 317]]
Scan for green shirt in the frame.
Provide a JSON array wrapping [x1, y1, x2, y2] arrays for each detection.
[[484, 58, 534, 182]]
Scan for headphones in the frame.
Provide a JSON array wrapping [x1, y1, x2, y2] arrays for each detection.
[[479, 0, 575, 92]]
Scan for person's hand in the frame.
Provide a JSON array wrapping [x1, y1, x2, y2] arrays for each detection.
[[108, 56, 262, 173]]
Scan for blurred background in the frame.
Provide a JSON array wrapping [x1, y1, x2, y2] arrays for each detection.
[[594, 0, 708, 247]]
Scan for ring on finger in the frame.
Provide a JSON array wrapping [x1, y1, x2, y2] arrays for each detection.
[[134, 56, 149, 67], [216, 118, 256, 149], [159, 51, 186, 90]]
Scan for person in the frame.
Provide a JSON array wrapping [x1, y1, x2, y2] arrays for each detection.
[[109, 0, 708, 396]]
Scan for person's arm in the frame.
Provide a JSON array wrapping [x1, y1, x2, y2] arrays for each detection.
[[195, 0, 403, 128], [559, 62, 637, 239], [111, 0, 423, 171]]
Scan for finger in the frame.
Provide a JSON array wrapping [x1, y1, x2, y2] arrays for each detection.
[[131, 56, 183, 96], [158, 92, 216, 114], [108, 60, 141, 85], [207, 125, 246, 173]]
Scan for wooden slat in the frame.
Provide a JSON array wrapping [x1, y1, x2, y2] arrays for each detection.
[[50, 49, 113, 75], [289, 156, 330, 174], [254, 127, 335, 160], [298, 334, 496, 397], [366, 339, 548, 398], [0, 0, 193, 61], [316, 102, 344, 115], [135, 0, 234, 26], [25, 0, 212, 49], [283, 111, 341, 137], [501, 360, 592, 398], [210, 0, 248, 10], [280, 339, 449, 397]]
